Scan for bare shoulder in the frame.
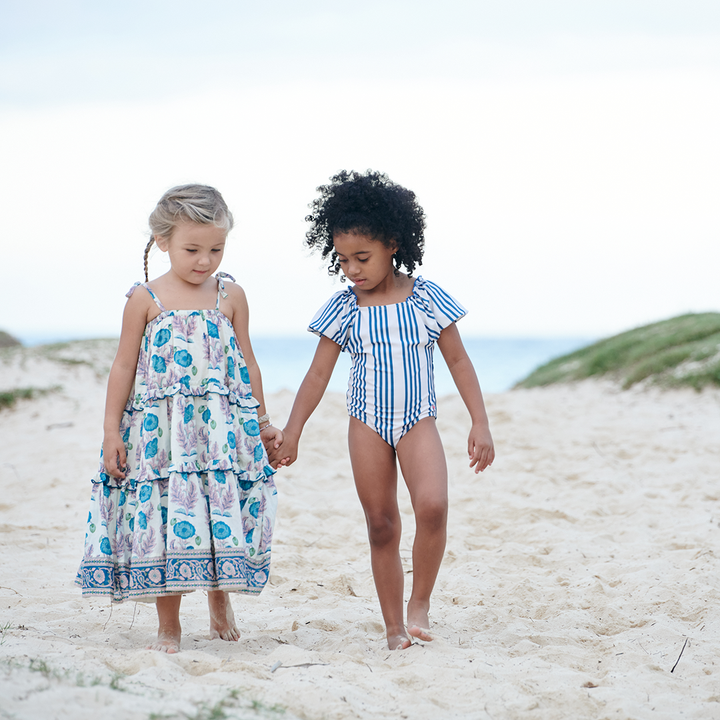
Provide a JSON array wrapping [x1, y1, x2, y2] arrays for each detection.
[[400, 273, 416, 292], [217, 278, 249, 329], [220, 278, 249, 313], [114, 284, 154, 361], [125, 282, 156, 320], [220, 278, 248, 302]]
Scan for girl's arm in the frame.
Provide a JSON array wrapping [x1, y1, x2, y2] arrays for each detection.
[[102, 290, 150, 478], [225, 282, 283, 453], [271, 335, 341, 467], [437, 322, 495, 473]]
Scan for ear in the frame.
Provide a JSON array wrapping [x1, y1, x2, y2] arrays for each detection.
[[154, 234, 169, 252]]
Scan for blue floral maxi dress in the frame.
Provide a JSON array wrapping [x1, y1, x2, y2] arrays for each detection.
[[77, 274, 278, 602]]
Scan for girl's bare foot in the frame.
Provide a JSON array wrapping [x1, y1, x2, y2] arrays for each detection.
[[388, 632, 412, 650], [407, 625, 432, 642], [407, 599, 433, 642], [149, 595, 182, 653], [148, 628, 181, 653], [386, 621, 412, 650], [208, 590, 240, 641]]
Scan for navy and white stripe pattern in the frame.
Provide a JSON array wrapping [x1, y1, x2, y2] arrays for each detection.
[[309, 277, 467, 447]]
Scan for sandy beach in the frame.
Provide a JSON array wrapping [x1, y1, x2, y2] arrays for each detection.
[[1, 341, 719, 720]]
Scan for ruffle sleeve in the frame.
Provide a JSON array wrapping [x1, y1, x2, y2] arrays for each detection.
[[411, 277, 467, 335], [308, 289, 358, 349]]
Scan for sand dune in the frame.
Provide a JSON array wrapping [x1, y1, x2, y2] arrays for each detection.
[[1, 343, 719, 719]]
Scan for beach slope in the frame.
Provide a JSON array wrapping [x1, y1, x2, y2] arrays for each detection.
[[1, 341, 719, 719]]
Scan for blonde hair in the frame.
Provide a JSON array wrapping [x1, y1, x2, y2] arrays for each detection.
[[143, 184, 234, 281]]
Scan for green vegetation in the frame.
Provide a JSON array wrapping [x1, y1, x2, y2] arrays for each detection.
[[0, 338, 119, 412], [1, 656, 288, 720], [33, 339, 119, 374], [515, 313, 720, 391], [152, 689, 286, 720], [3, 656, 123, 689], [0, 386, 61, 410], [0, 331, 21, 348], [0, 621, 12, 646]]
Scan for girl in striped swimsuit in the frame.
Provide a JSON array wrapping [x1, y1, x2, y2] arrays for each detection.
[[272, 170, 494, 650]]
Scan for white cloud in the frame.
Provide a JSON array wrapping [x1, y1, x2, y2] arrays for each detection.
[[1, 3, 718, 341], [1, 68, 718, 341]]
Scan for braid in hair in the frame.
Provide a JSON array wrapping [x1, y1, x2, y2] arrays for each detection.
[[143, 237, 155, 282]]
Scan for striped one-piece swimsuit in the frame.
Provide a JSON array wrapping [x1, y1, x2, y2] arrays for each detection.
[[309, 276, 466, 448]]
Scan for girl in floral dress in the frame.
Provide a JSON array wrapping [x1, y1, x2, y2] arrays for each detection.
[[77, 184, 280, 653]]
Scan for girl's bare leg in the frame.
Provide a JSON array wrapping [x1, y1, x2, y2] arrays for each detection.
[[208, 590, 240, 641], [396, 418, 449, 641], [348, 417, 410, 650], [149, 595, 182, 653]]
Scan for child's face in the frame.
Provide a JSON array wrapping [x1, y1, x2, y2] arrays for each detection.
[[157, 221, 227, 285], [333, 231, 397, 291]]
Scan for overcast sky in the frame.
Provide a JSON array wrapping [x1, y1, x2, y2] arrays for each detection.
[[1, 0, 718, 341]]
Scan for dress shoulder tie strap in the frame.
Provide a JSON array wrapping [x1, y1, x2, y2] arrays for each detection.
[[215, 272, 236, 309], [126, 282, 166, 312]]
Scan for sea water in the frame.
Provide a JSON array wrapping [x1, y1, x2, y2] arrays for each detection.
[[252, 336, 592, 395], [16, 333, 592, 395]]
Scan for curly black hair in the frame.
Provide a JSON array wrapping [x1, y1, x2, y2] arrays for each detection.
[[305, 170, 426, 277]]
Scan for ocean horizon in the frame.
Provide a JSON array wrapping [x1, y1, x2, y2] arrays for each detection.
[[13, 333, 592, 395], [251, 336, 594, 395]]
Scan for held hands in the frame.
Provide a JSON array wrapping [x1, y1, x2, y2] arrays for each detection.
[[260, 425, 284, 468], [266, 429, 299, 469], [102, 432, 128, 478], [468, 423, 495, 474], [260, 425, 283, 449]]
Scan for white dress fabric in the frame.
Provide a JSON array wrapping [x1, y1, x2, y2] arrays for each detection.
[[77, 273, 278, 602]]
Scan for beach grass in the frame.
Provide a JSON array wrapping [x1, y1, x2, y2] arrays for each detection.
[[1, 655, 288, 719], [0, 386, 61, 410], [515, 312, 720, 390], [0, 330, 21, 348], [0, 339, 119, 412], [31, 338, 119, 375]]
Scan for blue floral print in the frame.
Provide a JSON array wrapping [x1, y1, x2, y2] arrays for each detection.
[[154, 328, 171, 347], [213, 521, 231, 539], [77, 274, 277, 601], [152, 355, 166, 373], [244, 419, 260, 436], [174, 349, 193, 367], [144, 438, 158, 459], [173, 520, 196, 539]]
